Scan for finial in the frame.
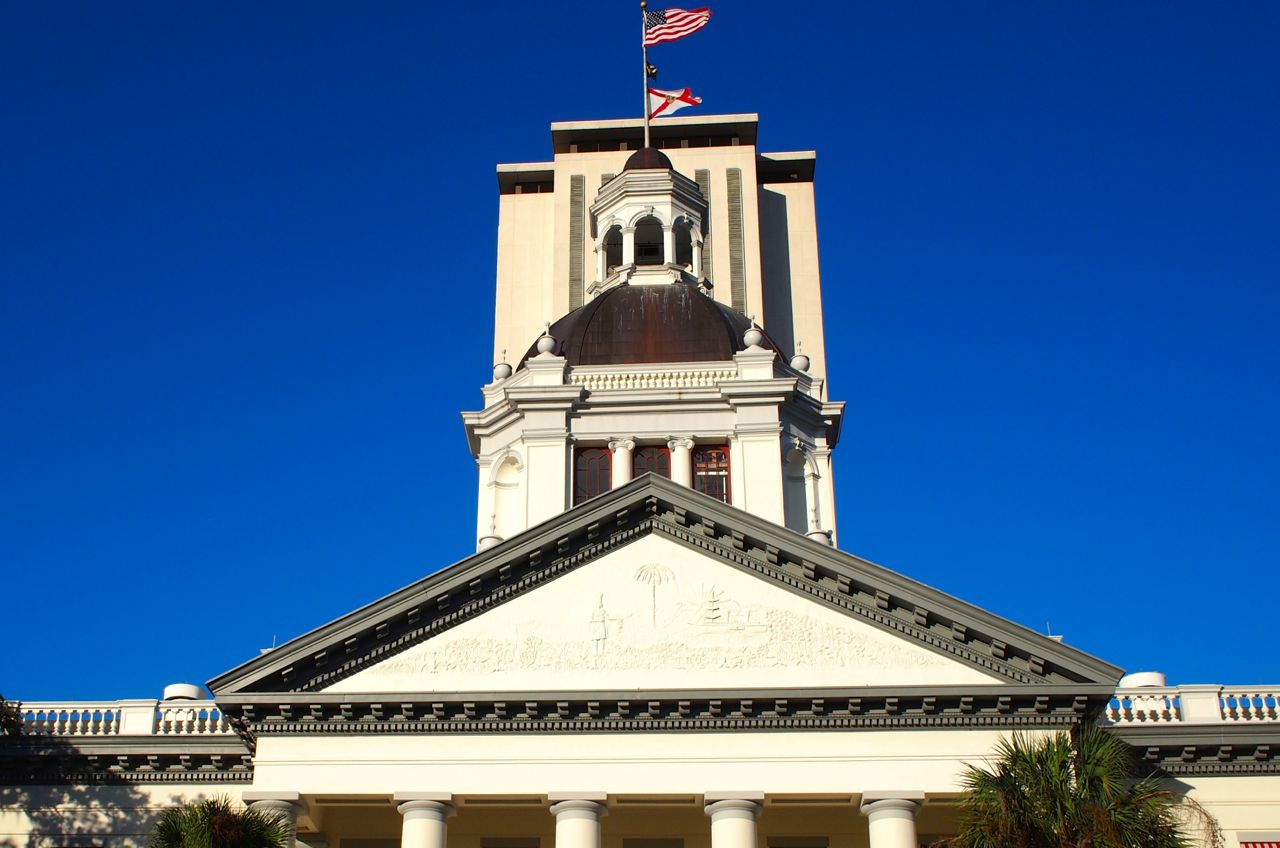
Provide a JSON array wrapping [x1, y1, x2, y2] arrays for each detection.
[[535, 322, 557, 355], [743, 318, 764, 349], [492, 348, 512, 381], [790, 339, 811, 372]]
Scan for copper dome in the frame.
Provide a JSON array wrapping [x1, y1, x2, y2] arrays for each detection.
[[623, 147, 673, 171], [520, 283, 783, 368]]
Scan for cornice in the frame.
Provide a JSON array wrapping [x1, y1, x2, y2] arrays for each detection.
[[0, 736, 254, 786], [1110, 723, 1280, 777], [218, 686, 1100, 737]]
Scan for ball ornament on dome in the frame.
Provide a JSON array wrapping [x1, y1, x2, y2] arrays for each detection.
[[743, 325, 764, 349], [535, 323, 557, 355], [790, 341, 811, 372], [492, 349, 513, 381]]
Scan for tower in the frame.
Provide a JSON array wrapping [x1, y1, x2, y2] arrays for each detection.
[[463, 114, 845, 549]]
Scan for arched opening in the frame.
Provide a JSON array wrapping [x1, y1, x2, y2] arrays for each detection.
[[493, 456, 523, 539], [634, 216, 664, 266], [783, 448, 809, 534], [632, 445, 671, 479], [604, 225, 623, 272], [574, 447, 612, 506], [673, 218, 693, 268], [692, 445, 731, 504]]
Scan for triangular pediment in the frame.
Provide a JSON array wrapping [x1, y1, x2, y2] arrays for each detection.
[[326, 533, 1000, 693], [208, 475, 1122, 700]]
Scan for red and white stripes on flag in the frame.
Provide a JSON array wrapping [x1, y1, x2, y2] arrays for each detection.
[[643, 8, 712, 46], [648, 87, 703, 119], [1241, 843, 1280, 847]]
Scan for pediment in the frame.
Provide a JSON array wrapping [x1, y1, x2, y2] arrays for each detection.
[[326, 533, 999, 693], [208, 475, 1121, 699]]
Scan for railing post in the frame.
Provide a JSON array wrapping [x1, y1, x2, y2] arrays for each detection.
[[1177, 685, 1224, 723], [117, 699, 159, 735]]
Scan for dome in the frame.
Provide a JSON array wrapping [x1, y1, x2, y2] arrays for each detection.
[[623, 147, 673, 171], [520, 283, 783, 368]]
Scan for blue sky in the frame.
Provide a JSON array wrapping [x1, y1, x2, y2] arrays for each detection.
[[2, 1, 1277, 700]]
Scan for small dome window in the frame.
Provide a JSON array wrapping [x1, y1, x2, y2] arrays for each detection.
[[604, 225, 623, 272], [674, 219, 693, 269], [634, 216, 663, 266]]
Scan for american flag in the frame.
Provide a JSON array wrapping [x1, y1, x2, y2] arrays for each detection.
[[643, 7, 712, 47]]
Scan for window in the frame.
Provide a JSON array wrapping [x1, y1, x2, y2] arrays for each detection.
[[574, 447, 612, 505], [692, 445, 730, 503], [634, 216, 663, 265], [632, 446, 671, 479], [604, 225, 623, 272], [673, 218, 693, 268]]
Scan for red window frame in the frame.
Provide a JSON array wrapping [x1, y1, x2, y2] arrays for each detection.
[[632, 445, 671, 480], [692, 445, 731, 504], [574, 447, 612, 506]]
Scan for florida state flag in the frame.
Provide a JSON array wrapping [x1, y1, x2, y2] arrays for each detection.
[[648, 87, 703, 119]]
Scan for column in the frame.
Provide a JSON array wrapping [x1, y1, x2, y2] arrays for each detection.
[[668, 437, 694, 487], [622, 227, 636, 266], [244, 793, 303, 848], [662, 226, 675, 265], [609, 438, 635, 488], [550, 794, 607, 848], [692, 236, 703, 279], [704, 794, 762, 848], [395, 793, 454, 848], [595, 239, 606, 283], [860, 793, 923, 848]]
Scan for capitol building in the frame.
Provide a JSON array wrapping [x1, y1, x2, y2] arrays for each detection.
[[2, 113, 1277, 848]]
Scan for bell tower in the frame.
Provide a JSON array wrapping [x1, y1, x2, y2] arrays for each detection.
[[464, 115, 843, 551]]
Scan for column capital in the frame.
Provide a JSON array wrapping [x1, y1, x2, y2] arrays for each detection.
[[608, 438, 636, 452], [395, 793, 456, 819], [704, 798, 762, 820], [859, 794, 923, 818], [667, 437, 695, 451], [549, 797, 608, 819]]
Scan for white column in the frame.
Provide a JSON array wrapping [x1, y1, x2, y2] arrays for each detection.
[[550, 794, 607, 848], [704, 795, 761, 848], [595, 240, 606, 283], [860, 794, 923, 848], [662, 225, 675, 265], [622, 227, 636, 266], [668, 437, 694, 487], [395, 794, 454, 848], [244, 794, 303, 848], [692, 236, 704, 279], [609, 438, 635, 488]]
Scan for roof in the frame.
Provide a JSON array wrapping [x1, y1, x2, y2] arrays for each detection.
[[518, 283, 783, 368], [208, 474, 1123, 700]]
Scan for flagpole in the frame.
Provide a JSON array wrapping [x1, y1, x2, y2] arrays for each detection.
[[641, 1, 651, 148]]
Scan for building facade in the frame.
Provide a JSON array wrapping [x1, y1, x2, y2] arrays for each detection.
[[3, 114, 1278, 848]]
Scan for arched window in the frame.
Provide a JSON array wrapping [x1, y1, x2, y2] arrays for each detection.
[[634, 216, 663, 266], [692, 445, 731, 504], [673, 218, 693, 268], [574, 447, 612, 505], [604, 225, 623, 272], [632, 446, 671, 479]]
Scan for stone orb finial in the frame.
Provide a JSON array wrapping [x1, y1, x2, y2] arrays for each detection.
[[791, 340, 810, 371], [536, 322, 556, 355], [493, 349, 512, 381], [743, 323, 764, 349], [162, 683, 203, 701]]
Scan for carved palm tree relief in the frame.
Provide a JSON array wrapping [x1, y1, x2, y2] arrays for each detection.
[[634, 562, 675, 626]]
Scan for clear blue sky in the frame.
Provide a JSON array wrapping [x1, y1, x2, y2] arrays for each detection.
[[2, 1, 1277, 700]]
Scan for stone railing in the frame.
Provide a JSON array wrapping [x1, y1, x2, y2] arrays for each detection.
[[1102, 685, 1280, 725], [569, 365, 738, 392], [19, 700, 234, 736]]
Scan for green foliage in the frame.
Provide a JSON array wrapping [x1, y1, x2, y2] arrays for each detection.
[[148, 796, 290, 848], [949, 726, 1221, 848], [0, 694, 23, 737]]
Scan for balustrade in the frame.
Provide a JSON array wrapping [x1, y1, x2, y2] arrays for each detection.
[[18, 700, 233, 736], [1102, 685, 1280, 726]]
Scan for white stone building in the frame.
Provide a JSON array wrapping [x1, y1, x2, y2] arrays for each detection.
[[3, 113, 1277, 848]]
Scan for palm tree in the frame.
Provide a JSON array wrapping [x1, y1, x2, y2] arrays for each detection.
[[0, 694, 23, 737], [944, 726, 1221, 848], [634, 562, 674, 626], [149, 796, 291, 848]]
